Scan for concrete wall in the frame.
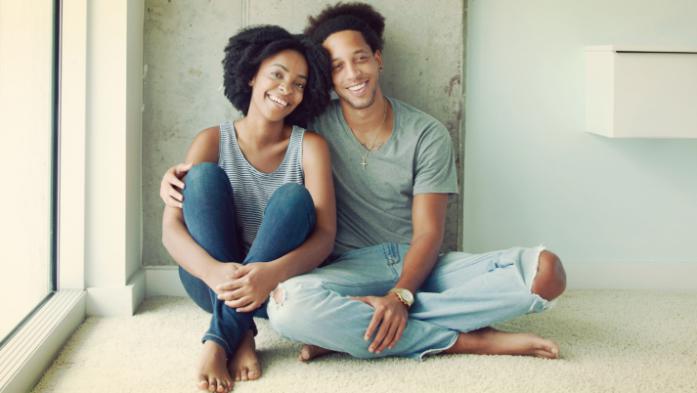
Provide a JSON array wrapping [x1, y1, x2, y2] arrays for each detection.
[[464, 0, 697, 269], [142, 0, 466, 266]]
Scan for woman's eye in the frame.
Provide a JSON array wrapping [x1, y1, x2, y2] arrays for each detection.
[[272, 71, 283, 79], [295, 82, 305, 90]]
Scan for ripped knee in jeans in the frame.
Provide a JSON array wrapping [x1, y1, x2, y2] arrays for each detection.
[[271, 286, 286, 305]]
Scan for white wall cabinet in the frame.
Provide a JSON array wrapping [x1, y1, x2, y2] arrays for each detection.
[[585, 45, 697, 138]]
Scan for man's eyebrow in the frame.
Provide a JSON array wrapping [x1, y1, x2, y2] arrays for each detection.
[[271, 63, 307, 79], [331, 49, 370, 62]]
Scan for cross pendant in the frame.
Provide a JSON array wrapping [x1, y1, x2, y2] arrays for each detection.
[[360, 155, 368, 169]]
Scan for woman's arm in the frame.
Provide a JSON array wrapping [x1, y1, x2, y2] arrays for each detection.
[[161, 127, 238, 290], [217, 131, 336, 311]]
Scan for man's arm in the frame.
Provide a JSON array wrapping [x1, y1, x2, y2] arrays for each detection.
[[394, 193, 449, 292], [354, 193, 449, 354]]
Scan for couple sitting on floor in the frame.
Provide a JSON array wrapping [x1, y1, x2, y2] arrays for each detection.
[[160, 3, 567, 392]]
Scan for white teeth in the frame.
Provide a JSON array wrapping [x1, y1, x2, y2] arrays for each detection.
[[267, 94, 288, 107], [348, 82, 367, 92]]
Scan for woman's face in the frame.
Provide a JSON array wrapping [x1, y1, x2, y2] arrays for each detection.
[[248, 49, 308, 122]]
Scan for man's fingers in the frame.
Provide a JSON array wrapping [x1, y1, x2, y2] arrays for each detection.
[[167, 173, 186, 189], [363, 308, 384, 342], [388, 320, 406, 350], [169, 189, 183, 202], [369, 314, 391, 352], [175, 162, 192, 177], [378, 320, 400, 352]]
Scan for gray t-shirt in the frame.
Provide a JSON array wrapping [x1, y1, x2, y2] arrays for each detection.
[[310, 97, 458, 256]]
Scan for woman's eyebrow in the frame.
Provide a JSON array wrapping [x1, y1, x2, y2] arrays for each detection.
[[271, 63, 307, 79]]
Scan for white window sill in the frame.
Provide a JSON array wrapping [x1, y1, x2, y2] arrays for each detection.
[[0, 290, 85, 393]]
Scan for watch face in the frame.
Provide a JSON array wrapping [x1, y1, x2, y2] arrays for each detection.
[[401, 289, 414, 303]]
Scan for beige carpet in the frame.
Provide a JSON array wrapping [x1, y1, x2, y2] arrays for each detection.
[[32, 290, 697, 393]]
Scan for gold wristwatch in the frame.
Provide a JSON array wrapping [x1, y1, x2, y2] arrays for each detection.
[[389, 288, 414, 308]]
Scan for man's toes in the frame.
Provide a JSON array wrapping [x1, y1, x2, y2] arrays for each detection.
[[241, 368, 249, 381], [248, 368, 260, 380], [207, 378, 216, 392], [198, 378, 209, 391]]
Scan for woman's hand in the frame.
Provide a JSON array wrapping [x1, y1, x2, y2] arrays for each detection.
[[203, 262, 243, 293], [160, 162, 192, 208], [216, 262, 283, 313], [352, 293, 409, 354]]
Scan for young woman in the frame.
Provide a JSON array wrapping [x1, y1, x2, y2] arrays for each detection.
[[160, 26, 335, 393]]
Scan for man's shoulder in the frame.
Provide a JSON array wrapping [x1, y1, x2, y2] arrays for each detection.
[[310, 99, 341, 133], [390, 97, 450, 142]]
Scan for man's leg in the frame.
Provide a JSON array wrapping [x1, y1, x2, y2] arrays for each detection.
[[267, 243, 459, 361], [411, 246, 566, 358]]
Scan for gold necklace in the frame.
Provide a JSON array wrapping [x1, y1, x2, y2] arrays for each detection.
[[347, 98, 388, 170]]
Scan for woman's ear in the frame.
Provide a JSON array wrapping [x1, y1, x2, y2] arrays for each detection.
[[248, 77, 255, 87]]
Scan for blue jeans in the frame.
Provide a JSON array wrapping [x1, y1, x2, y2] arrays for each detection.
[[178, 162, 316, 358], [267, 243, 550, 360]]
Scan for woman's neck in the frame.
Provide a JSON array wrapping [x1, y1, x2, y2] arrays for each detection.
[[235, 111, 287, 148]]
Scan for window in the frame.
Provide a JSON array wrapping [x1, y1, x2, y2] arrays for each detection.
[[0, 0, 58, 343]]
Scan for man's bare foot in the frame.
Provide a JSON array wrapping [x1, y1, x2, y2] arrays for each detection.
[[444, 327, 560, 359], [228, 330, 261, 382], [298, 344, 335, 362], [198, 340, 233, 392]]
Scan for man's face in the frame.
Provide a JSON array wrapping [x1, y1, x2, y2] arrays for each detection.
[[322, 30, 382, 110]]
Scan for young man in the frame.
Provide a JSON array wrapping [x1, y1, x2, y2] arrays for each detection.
[[263, 2, 567, 361]]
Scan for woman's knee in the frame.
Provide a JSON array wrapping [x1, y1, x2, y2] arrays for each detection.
[[182, 163, 231, 203], [531, 250, 567, 301], [269, 183, 313, 209], [266, 183, 316, 225]]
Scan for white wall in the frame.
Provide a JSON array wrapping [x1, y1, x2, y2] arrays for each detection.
[[464, 1, 697, 275]]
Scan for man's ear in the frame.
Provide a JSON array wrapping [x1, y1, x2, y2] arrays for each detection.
[[374, 49, 383, 70]]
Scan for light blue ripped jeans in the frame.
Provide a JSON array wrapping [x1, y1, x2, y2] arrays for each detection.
[[266, 243, 551, 360]]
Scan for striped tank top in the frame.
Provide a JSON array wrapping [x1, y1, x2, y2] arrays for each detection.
[[218, 120, 305, 252]]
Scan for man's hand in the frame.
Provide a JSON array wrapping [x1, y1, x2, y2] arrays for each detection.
[[216, 263, 282, 313], [352, 293, 409, 353], [160, 162, 192, 208]]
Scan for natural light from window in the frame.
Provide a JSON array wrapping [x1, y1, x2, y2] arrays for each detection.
[[0, 0, 55, 341]]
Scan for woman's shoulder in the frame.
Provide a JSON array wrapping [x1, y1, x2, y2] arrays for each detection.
[[185, 126, 221, 164]]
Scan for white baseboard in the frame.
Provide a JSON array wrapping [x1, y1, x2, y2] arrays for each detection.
[[145, 266, 187, 297], [86, 269, 146, 316], [144, 262, 697, 297], [0, 290, 85, 393], [564, 261, 697, 291]]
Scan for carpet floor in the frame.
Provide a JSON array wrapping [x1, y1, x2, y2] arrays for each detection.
[[32, 290, 697, 393]]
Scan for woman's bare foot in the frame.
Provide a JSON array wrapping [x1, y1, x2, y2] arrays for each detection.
[[298, 344, 335, 362], [228, 330, 261, 382], [445, 327, 560, 359], [198, 340, 233, 392]]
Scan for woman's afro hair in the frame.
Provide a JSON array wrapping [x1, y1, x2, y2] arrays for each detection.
[[304, 2, 385, 52], [222, 25, 332, 128]]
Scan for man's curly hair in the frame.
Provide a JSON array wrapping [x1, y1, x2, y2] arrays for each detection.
[[304, 2, 385, 52], [222, 25, 332, 127]]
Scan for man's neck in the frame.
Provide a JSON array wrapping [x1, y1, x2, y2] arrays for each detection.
[[340, 89, 389, 134]]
